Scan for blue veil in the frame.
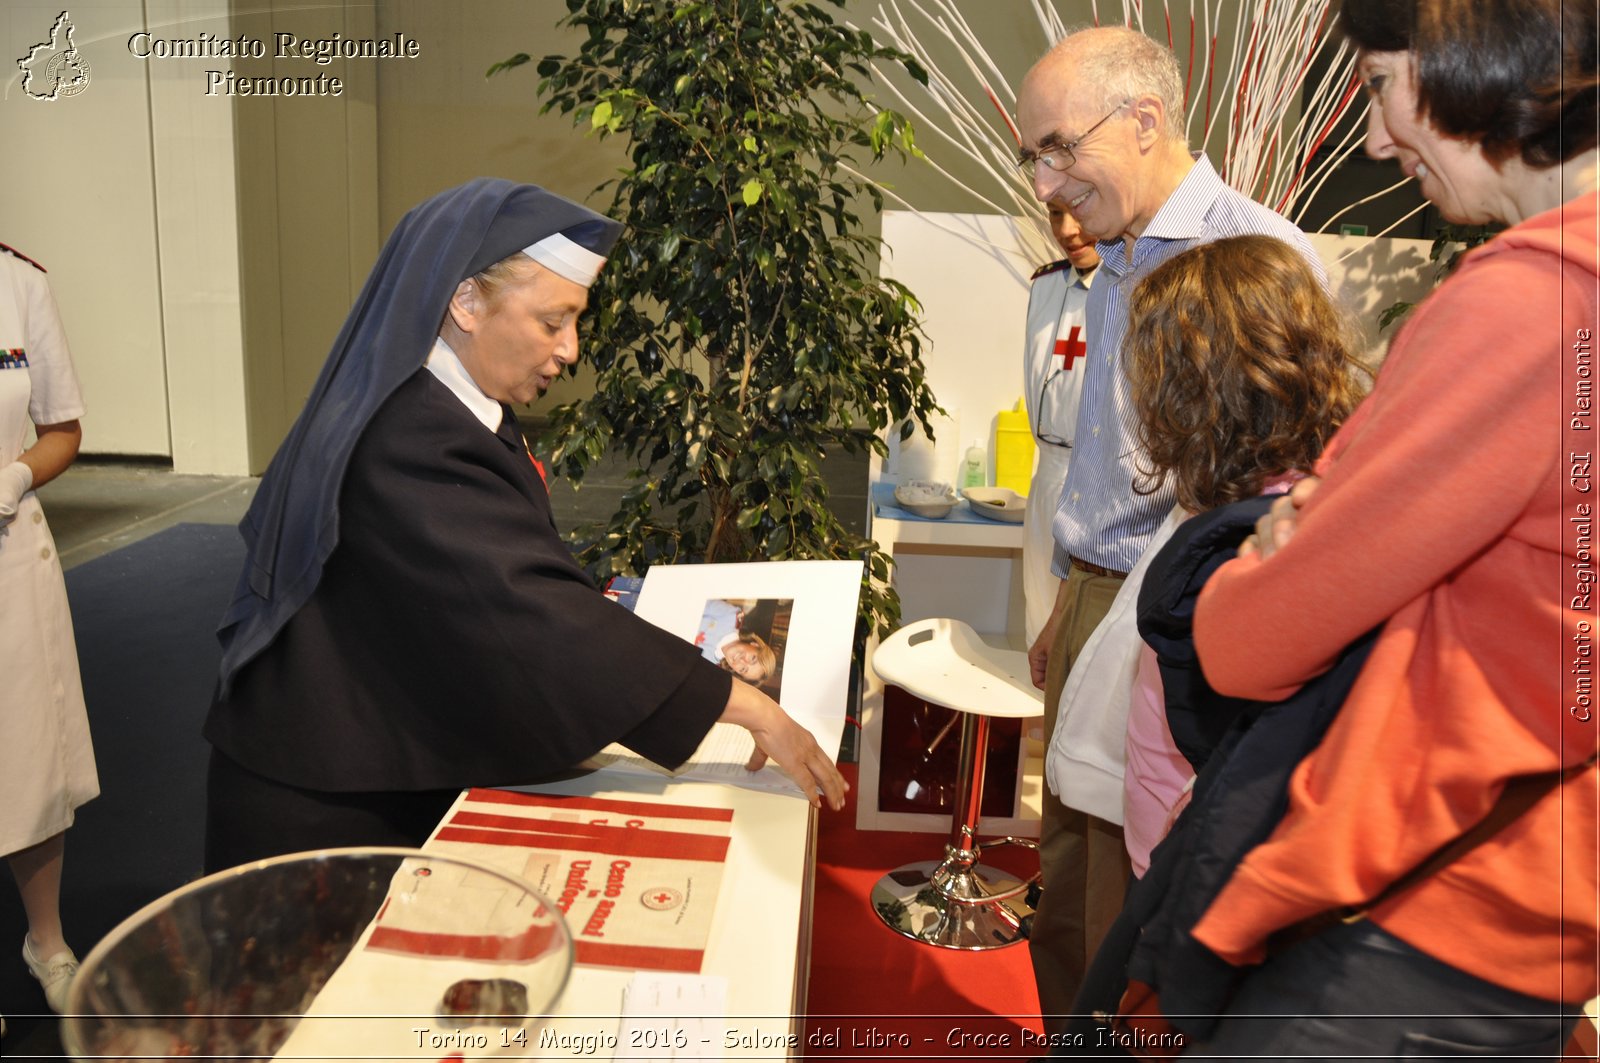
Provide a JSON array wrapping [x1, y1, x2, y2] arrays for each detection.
[[216, 178, 622, 692]]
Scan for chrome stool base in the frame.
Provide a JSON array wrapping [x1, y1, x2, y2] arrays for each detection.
[[871, 857, 1035, 950]]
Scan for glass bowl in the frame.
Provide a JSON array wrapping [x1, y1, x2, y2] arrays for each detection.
[[62, 847, 572, 1062]]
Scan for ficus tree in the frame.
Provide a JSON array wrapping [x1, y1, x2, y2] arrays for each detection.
[[492, 0, 941, 645]]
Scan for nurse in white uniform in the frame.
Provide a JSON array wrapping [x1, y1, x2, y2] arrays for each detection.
[[1021, 206, 1099, 646], [0, 243, 94, 1018]]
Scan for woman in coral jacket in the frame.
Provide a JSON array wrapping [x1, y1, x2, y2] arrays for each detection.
[[1187, 0, 1599, 1056]]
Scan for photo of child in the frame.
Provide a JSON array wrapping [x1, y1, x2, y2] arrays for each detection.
[[693, 598, 793, 697]]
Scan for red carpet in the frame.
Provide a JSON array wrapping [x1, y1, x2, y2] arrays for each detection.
[[804, 769, 1600, 1061], [803, 764, 1047, 1058]]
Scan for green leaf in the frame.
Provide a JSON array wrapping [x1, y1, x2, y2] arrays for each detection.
[[591, 100, 613, 130], [870, 110, 893, 152], [486, 53, 531, 78], [741, 178, 764, 206], [1378, 301, 1414, 332]]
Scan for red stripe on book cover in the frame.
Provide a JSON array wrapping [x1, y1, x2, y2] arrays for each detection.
[[466, 787, 734, 822], [574, 940, 705, 973], [435, 825, 730, 862], [366, 922, 562, 962], [450, 810, 727, 848]]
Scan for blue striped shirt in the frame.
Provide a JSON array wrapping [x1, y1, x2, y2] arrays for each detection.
[[1050, 154, 1327, 575]]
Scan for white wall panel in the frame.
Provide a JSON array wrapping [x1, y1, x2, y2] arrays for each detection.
[[1, 1, 171, 457]]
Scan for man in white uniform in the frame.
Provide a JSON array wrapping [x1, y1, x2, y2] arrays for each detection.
[[1020, 205, 1098, 647]]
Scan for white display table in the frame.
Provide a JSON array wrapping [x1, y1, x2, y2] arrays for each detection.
[[508, 771, 816, 1051], [270, 771, 815, 1062]]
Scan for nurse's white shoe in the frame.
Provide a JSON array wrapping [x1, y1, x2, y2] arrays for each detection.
[[23, 935, 79, 1014]]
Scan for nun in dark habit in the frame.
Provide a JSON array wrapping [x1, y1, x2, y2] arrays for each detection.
[[202, 179, 847, 872]]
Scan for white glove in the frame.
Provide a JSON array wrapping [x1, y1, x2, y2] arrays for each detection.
[[0, 461, 34, 526]]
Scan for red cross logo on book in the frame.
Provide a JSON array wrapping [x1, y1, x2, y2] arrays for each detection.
[[1054, 325, 1086, 370], [642, 886, 684, 910]]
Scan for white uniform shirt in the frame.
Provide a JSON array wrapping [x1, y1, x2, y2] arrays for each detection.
[[1021, 260, 1095, 645], [0, 248, 84, 464]]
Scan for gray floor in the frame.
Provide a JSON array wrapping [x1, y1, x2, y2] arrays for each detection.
[[40, 463, 258, 568], [39, 444, 873, 570]]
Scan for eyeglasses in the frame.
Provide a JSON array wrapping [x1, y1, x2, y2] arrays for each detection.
[[1018, 100, 1130, 175], [1035, 369, 1071, 449]]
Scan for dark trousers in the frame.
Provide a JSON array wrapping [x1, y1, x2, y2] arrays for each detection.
[[1193, 919, 1578, 1060], [204, 748, 460, 874]]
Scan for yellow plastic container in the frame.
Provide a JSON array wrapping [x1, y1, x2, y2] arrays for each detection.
[[994, 398, 1035, 496]]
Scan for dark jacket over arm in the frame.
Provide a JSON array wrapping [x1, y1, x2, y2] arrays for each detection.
[[205, 370, 729, 792], [1060, 497, 1376, 1049]]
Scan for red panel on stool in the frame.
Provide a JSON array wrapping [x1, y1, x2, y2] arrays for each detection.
[[877, 684, 1022, 817]]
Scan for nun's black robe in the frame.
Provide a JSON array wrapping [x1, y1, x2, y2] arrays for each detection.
[[202, 370, 728, 868]]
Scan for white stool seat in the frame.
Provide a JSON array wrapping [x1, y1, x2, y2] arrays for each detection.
[[871, 618, 1042, 719], [868, 618, 1044, 951]]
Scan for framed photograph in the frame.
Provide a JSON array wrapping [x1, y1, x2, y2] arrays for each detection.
[[592, 560, 863, 796]]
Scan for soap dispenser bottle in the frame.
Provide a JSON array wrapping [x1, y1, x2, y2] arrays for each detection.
[[959, 440, 986, 489]]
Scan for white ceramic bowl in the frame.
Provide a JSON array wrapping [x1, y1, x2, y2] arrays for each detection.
[[962, 486, 1027, 523], [894, 480, 957, 519]]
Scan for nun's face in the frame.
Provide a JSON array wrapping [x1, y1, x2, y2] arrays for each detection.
[[450, 262, 589, 404]]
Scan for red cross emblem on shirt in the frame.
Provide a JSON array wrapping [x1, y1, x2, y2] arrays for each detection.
[[1053, 325, 1086, 371]]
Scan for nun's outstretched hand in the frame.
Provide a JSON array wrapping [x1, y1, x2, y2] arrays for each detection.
[[720, 680, 849, 811]]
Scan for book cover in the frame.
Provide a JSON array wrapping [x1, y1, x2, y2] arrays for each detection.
[[414, 788, 733, 973]]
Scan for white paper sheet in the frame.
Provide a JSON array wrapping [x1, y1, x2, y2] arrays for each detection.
[[616, 972, 728, 1061]]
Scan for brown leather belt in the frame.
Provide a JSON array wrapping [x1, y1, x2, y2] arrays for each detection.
[[1069, 555, 1129, 580]]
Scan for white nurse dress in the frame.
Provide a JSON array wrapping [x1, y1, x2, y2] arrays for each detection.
[[0, 246, 97, 856]]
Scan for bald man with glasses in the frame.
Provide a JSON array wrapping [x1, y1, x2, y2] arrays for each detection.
[[1014, 26, 1325, 1037]]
